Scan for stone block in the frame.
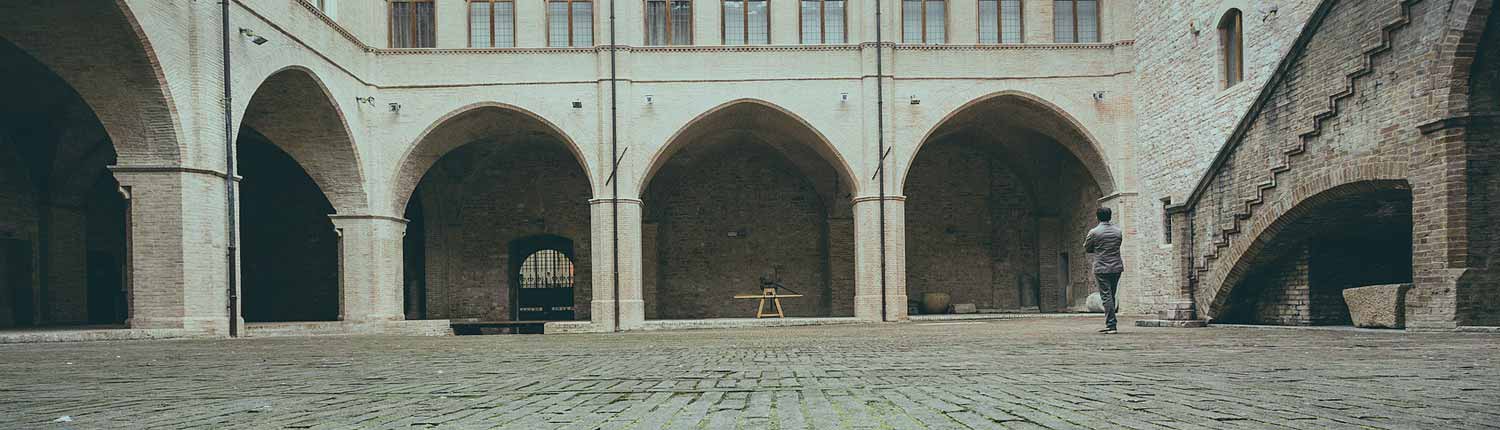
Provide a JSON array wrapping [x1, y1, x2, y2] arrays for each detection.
[[1342, 284, 1411, 329], [952, 303, 978, 314]]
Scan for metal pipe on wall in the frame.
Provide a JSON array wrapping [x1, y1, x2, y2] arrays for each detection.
[[220, 0, 241, 337]]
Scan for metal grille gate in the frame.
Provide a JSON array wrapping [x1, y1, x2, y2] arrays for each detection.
[[517, 249, 575, 321]]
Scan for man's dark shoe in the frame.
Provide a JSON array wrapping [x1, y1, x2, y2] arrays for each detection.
[[1097, 328, 1113, 333], [1102, 328, 1118, 334]]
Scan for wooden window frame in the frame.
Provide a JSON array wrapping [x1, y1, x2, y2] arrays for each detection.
[[547, 0, 595, 47], [902, 0, 948, 44], [389, 0, 436, 48], [468, 0, 517, 48], [722, 0, 771, 45], [643, 0, 694, 46], [1220, 9, 1244, 87], [799, 0, 849, 44], [977, 0, 1023, 44], [1053, 0, 1101, 43]]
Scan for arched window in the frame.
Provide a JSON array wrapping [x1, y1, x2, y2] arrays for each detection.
[[1221, 9, 1244, 87]]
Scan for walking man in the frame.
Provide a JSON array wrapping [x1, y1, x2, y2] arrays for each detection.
[[1084, 206, 1124, 334]]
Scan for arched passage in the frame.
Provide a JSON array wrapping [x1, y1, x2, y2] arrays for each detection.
[[640, 100, 857, 320], [236, 68, 365, 323], [0, 39, 129, 328], [903, 92, 1114, 313], [1457, 6, 1500, 326], [1212, 180, 1413, 325], [398, 105, 594, 322]]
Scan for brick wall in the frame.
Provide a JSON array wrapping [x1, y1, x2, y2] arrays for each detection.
[[645, 139, 849, 319], [906, 139, 1039, 311], [413, 139, 593, 322], [1132, 1, 1320, 315]]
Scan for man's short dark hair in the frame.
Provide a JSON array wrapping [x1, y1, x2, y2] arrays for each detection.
[[1096, 207, 1113, 222]]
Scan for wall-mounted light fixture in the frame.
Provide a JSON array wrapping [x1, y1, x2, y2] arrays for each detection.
[[572, 100, 583, 109], [1093, 91, 1107, 101], [355, 96, 376, 106], [645, 94, 654, 105], [239, 28, 269, 45], [909, 95, 920, 105], [388, 102, 401, 113], [840, 92, 849, 103]]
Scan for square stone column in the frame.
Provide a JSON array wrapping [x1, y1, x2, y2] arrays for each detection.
[[329, 215, 408, 323], [110, 167, 233, 335], [853, 195, 906, 321], [590, 198, 645, 331]]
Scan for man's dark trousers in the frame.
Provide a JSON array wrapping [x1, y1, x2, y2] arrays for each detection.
[[1096, 272, 1121, 330]]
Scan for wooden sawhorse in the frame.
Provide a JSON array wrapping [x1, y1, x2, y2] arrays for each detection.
[[733, 287, 804, 318]]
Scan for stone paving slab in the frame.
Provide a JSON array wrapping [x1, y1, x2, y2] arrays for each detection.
[[0, 317, 1496, 429]]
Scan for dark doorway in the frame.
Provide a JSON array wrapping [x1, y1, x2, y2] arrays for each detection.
[[509, 236, 576, 321], [2, 239, 33, 327]]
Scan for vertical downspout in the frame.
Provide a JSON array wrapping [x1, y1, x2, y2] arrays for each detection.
[[874, 0, 888, 322], [221, 0, 240, 337], [609, 0, 621, 332]]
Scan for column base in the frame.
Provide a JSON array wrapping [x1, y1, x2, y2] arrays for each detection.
[[855, 295, 908, 321], [1134, 319, 1208, 328], [1134, 301, 1207, 328], [129, 316, 231, 336], [590, 299, 646, 331]]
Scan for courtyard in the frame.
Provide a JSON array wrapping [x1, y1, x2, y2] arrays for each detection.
[[0, 317, 1495, 429]]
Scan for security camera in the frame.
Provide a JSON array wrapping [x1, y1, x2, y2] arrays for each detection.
[[239, 28, 268, 45]]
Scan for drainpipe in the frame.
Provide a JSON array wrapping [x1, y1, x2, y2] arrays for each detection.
[[874, 0, 888, 322], [221, 0, 241, 337], [609, 0, 620, 332]]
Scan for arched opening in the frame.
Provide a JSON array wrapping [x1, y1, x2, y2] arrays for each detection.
[[1214, 181, 1413, 325], [903, 93, 1112, 314], [399, 106, 593, 322], [236, 69, 364, 323], [1220, 9, 1244, 88], [510, 237, 576, 321], [1459, 8, 1500, 326], [0, 39, 128, 329], [641, 101, 856, 320]]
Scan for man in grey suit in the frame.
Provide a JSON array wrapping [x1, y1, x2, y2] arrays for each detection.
[[1084, 207, 1124, 334]]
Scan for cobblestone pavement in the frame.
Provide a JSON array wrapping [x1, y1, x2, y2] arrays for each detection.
[[0, 317, 1496, 429]]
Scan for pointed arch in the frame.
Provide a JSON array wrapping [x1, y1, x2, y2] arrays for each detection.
[[391, 102, 595, 215], [638, 98, 860, 198], [901, 91, 1116, 196], [240, 66, 369, 214]]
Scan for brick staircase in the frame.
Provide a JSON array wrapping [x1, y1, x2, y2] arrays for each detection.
[[1187, 0, 1422, 277]]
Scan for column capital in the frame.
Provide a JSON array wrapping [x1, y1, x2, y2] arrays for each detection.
[[850, 195, 906, 204], [328, 214, 409, 224], [108, 165, 240, 182], [588, 197, 644, 206]]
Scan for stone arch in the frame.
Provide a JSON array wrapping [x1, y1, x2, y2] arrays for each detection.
[[392, 102, 595, 214], [900, 91, 1116, 196], [638, 98, 860, 200], [1202, 164, 1411, 320], [0, 1, 182, 165], [240, 66, 368, 214], [1428, 0, 1494, 121]]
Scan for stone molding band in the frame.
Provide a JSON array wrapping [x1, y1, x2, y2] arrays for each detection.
[[851, 195, 907, 204], [588, 198, 644, 206], [109, 165, 241, 181], [328, 214, 410, 223]]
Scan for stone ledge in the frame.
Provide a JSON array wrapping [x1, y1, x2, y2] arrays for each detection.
[[0, 328, 197, 344], [634, 317, 863, 332], [1134, 319, 1209, 328]]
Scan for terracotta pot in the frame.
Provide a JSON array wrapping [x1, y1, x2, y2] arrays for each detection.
[[921, 292, 952, 315]]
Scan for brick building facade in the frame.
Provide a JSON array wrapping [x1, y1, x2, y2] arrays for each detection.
[[0, 0, 1493, 336]]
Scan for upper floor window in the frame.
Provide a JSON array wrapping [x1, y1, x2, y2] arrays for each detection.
[[724, 0, 770, 44], [978, 0, 1022, 44], [902, 0, 945, 44], [548, 0, 594, 47], [390, 0, 436, 48], [800, 0, 846, 44], [469, 0, 516, 47], [1053, 0, 1099, 43], [1220, 9, 1244, 87], [646, 0, 693, 45]]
